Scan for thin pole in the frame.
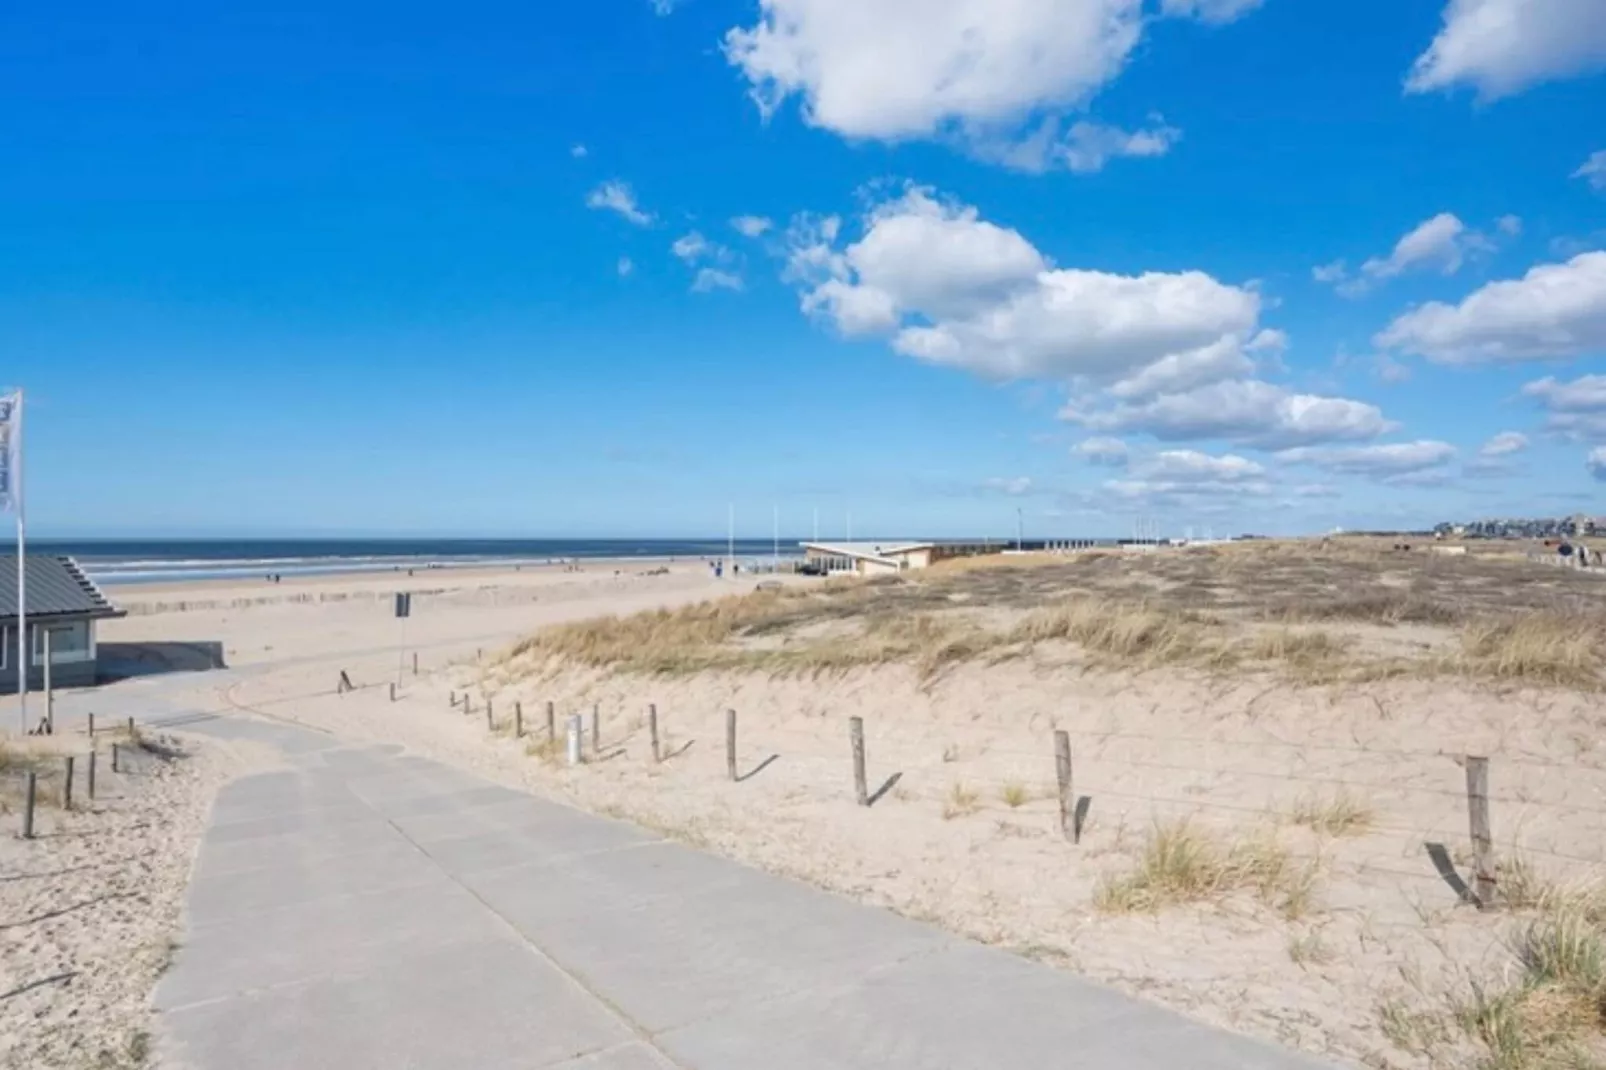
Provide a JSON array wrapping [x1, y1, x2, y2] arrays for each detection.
[[1016, 508, 1023, 552], [772, 505, 778, 572], [727, 503, 734, 576], [812, 508, 818, 543], [14, 388, 25, 735], [43, 628, 52, 734]]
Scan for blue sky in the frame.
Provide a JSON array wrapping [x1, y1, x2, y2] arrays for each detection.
[[3, 0, 1604, 539]]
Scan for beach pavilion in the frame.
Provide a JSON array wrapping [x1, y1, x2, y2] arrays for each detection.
[[0, 555, 125, 693]]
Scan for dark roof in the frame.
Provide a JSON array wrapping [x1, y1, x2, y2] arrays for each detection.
[[0, 555, 123, 624]]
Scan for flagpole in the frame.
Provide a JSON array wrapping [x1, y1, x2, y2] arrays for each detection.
[[14, 389, 25, 735]]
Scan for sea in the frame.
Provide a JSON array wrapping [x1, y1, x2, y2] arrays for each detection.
[[27, 538, 804, 586]]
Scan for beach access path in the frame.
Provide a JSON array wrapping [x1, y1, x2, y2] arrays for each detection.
[[153, 713, 1335, 1070]]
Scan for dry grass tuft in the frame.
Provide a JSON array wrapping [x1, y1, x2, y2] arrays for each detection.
[[1008, 599, 1219, 667], [1454, 882, 1606, 1068], [1459, 614, 1603, 689], [1290, 790, 1375, 837], [942, 781, 982, 821], [1287, 929, 1333, 967], [1000, 780, 1030, 809], [1093, 820, 1318, 917], [524, 736, 564, 765]]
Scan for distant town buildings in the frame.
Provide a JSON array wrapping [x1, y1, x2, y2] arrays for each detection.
[[1433, 515, 1601, 539]]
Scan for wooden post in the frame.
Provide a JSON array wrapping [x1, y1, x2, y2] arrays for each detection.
[[62, 756, 74, 809], [1466, 756, 1496, 908], [726, 708, 738, 781], [412, 651, 418, 676], [591, 704, 600, 755], [87, 750, 97, 801], [87, 712, 95, 738], [22, 771, 36, 839], [449, 690, 456, 707], [514, 702, 524, 739], [546, 701, 556, 743], [126, 716, 134, 738], [850, 717, 868, 806], [389, 682, 396, 702], [464, 695, 472, 716], [111, 743, 120, 774], [44, 629, 53, 734], [649, 704, 660, 763], [1054, 730, 1075, 844], [485, 700, 493, 732]]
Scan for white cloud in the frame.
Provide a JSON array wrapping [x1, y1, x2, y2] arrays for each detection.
[[789, 186, 1262, 387], [1497, 214, 1523, 236], [1159, 0, 1264, 23], [982, 476, 1033, 496], [1575, 151, 1606, 192], [724, 0, 1260, 171], [650, 0, 682, 14], [1523, 374, 1606, 440], [692, 268, 744, 293], [731, 215, 774, 238], [672, 231, 713, 263], [1072, 437, 1129, 466], [1107, 337, 1255, 400], [1590, 447, 1606, 481], [1312, 260, 1348, 284], [571, 143, 589, 158], [586, 180, 654, 226], [1143, 449, 1265, 482], [1330, 213, 1482, 296], [1278, 441, 1458, 476], [1406, 0, 1606, 99], [993, 118, 1181, 174], [1480, 430, 1529, 456], [617, 257, 635, 277], [1375, 252, 1606, 363], [1070, 379, 1395, 450]]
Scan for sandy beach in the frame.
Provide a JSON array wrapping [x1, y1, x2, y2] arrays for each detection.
[[9, 543, 1606, 1069]]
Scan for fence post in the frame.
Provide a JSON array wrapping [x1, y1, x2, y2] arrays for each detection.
[[1466, 756, 1496, 908], [649, 703, 660, 763], [126, 716, 135, 738], [591, 704, 600, 755], [464, 695, 472, 717], [87, 750, 97, 801], [22, 771, 37, 839], [412, 652, 418, 676], [726, 709, 738, 781], [486, 700, 494, 732], [546, 701, 556, 743], [62, 756, 74, 810], [514, 702, 523, 739], [87, 712, 95, 738], [1055, 730, 1075, 844], [111, 743, 120, 774], [850, 717, 868, 806], [389, 682, 396, 703], [566, 715, 583, 766], [449, 690, 457, 708]]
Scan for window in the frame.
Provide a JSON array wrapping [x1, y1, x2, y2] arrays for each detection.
[[32, 620, 90, 663]]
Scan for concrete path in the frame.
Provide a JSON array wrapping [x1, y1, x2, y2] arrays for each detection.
[[155, 717, 1337, 1070]]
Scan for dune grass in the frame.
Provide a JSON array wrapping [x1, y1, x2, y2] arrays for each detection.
[[1454, 883, 1606, 1069], [502, 555, 1606, 691], [1290, 790, 1376, 837], [1093, 819, 1318, 918]]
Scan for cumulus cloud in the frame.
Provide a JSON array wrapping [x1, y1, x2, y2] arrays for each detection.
[[1069, 379, 1395, 450], [1406, 0, 1606, 99], [692, 268, 744, 293], [1375, 252, 1606, 363], [1143, 450, 1265, 482], [571, 143, 589, 158], [1277, 441, 1458, 476], [1073, 437, 1130, 466], [586, 180, 654, 226], [787, 186, 1262, 386], [1522, 374, 1606, 440], [1321, 213, 1490, 297], [617, 256, 635, 277], [1497, 214, 1524, 236], [649, 0, 683, 13], [1480, 430, 1530, 456], [1590, 447, 1606, 481], [731, 215, 774, 238], [1575, 151, 1606, 192], [672, 231, 714, 263], [724, 0, 1260, 171]]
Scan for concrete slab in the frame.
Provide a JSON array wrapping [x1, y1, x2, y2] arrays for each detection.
[[157, 878, 505, 1009], [183, 839, 446, 925], [190, 816, 412, 878], [159, 936, 636, 1070], [656, 940, 1329, 1070]]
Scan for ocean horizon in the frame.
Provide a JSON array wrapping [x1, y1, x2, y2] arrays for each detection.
[[22, 537, 1043, 586]]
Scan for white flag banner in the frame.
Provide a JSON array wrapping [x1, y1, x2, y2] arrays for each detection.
[[0, 392, 17, 514]]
